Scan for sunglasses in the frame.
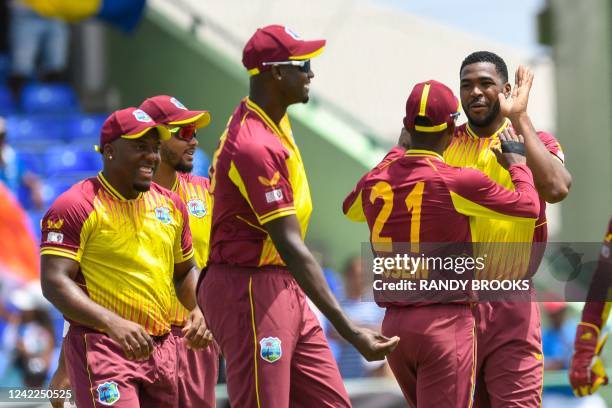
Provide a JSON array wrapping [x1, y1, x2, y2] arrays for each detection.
[[261, 59, 311, 73], [169, 124, 197, 141]]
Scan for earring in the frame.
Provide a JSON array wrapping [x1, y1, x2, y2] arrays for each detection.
[[108, 155, 113, 160]]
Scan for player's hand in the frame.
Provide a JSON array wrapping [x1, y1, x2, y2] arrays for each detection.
[[182, 307, 213, 350], [398, 127, 411, 150], [499, 65, 534, 120], [48, 366, 71, 408], [570, 322, 609, 397], [349, 327, 399, 361], [105, 316, 155, 361], [492, 128, 526, 169]]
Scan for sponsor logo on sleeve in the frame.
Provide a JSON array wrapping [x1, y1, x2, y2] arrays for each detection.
[[47, 232, 64, 244], [258, 172, 280, 187], [260, 337, 282, 363], [47, 219, 64, 229], [97, 381, 120, 405], [265, 189, 283, 204]]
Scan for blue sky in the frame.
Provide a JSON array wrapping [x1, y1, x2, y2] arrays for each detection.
[[378, 0, 546, 53]]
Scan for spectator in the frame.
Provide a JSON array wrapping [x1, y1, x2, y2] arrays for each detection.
[[334, 255, 386, 378], [7, 1, 69, 97], [541, 302, 607, 408], [0, 117, 44, 209], [0, 286, 55, 387]]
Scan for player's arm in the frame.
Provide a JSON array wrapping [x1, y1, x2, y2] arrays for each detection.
[[570, 220, 612, 396], [41, 255, 155, 360], [48, 342, 70, 407], [500, 65, 571, 203], [172, 199, 213, 349], [450, 128, 540, 219], [265, 215, 399, 361]]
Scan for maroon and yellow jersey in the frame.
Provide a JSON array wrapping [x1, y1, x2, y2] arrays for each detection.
[[444, 121, 564, 244], [443, 121, 564, 278], [208, 97, 312, 267], [168, 172, 212, 325], [40, 173, 194, 336], [343, 149, 540, 304], [580, 219, 612, 329]]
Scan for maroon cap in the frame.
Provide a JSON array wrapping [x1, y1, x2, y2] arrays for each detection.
[[403, 80, 460, 133], [98, 107, 170, 151], [242, 25, 326, 75], [139, 95, 211, 129]]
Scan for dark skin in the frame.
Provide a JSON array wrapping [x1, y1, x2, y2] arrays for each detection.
[[460, 62, 571, 203], [251, 62, 399, 361], [154, 125, 199, 189], [42, 130, 208, 368]]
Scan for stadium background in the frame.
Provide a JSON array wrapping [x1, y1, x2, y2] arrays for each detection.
[[0, 0, 610, 406]]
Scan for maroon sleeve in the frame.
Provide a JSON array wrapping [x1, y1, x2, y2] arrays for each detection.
[[448, 164, 540, 219], [581, 219, 612, 328], [537, 131, 565, 163], [230, 139, 296, 224], [40, 182, 94, 260]]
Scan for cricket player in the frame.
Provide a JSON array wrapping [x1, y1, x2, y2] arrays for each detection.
[[198, 25, 399, 407], [570, 218, 612, 397], [444, 52, 572, 407], [40, 107, 211, 408], [141, 94, 218, 407], [343, 79, 541, 407]]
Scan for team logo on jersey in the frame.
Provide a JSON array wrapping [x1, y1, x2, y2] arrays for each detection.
[[132, 109, 153, 123], [187, 199, 207, 218], [170, 97, 187, 110], [96, 381, 120, 405], [258, 172, 280, 187], [260, 337, 282, 363], [265, 189, 283, 204], [154, 206, 173, 224], [284, 27, 301, 40], [46, 231, 64, 244], [47, 219, 64, 229]]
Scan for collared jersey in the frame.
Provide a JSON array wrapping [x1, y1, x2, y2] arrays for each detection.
[[40, 173, 194, 336], [168, 172, 212, 325], [581, 219, 612, 329], [208, 97, 312, 267], [444, 121, 565, 243], [343, 149, 540, 303]]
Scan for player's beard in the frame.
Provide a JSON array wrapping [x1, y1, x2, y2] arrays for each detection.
[[467, 99, 501, 128], [161, 145, 193, 174]]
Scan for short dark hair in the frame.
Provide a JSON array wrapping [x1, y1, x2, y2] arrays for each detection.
[[460, 51, 508, 83]]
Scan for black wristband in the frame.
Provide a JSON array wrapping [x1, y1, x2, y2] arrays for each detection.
[[500, 140, 526, 156]]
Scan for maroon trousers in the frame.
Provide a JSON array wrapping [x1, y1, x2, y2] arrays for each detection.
[[198, 264, 351, 407]]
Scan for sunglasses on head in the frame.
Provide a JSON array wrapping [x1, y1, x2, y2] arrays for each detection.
[[169, 124, 197, 141], [262, 59, 311, 73]]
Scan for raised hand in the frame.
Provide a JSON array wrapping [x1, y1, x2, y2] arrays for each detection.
[[492, 127, 527, 169], [498, 65, 534, 120]]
